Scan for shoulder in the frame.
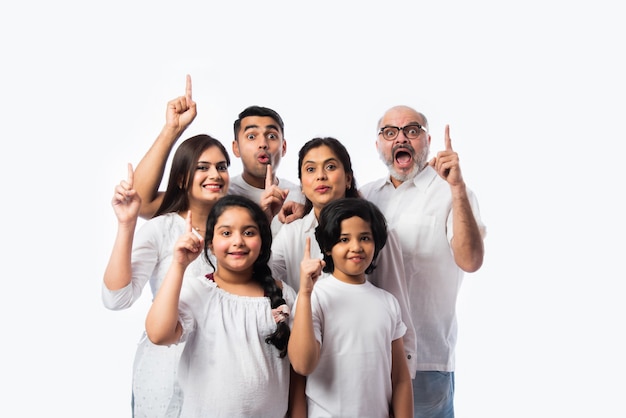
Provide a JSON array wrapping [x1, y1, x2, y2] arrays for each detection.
[[276, 177, 299, 190], [359, 178, 387, 196], [138, 213, 181, 235], [228, 175, 247, 192], [277, 177, 305, 203]]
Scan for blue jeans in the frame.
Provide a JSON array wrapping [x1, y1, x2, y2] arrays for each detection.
[[412, 371, 455, 418]]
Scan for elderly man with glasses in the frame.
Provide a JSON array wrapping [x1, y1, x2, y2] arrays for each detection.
[[360, 105, 487, 418]]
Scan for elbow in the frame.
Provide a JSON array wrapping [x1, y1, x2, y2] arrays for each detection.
[[145, 329, 175, 346], [453, 238, 484, 273], [145, 320, 181, 346], [287, 344, 318, 376], [289, 360, 314, 376], [457, 251, 484, 273], [462, 260, 482, 273]]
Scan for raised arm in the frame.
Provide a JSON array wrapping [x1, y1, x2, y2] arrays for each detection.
[[103, 163, 141, 291], [429, 125, 485, 272], [145, 211, 203, 345], [287, 237, 324, 375], [135, 75, 197, 219]]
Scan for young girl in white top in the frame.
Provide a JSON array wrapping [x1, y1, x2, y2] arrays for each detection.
[[145, 194, 297, 417], [288, 197, 413, 418]]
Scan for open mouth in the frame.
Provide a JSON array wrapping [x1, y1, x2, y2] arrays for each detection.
[[394, 149, 413, 168]]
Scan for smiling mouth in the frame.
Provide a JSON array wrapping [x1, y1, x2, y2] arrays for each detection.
[[228, 251, 248, 256]]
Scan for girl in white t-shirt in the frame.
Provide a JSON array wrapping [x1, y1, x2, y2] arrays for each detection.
[[145, 195, 297, 417], [288, 197, 413, 418]]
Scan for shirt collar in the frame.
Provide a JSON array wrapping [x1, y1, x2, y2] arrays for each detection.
[[380, 165, 438, 192], [302, 210, 319, 233]]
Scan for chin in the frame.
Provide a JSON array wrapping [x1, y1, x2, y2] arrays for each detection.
[[390, 165, 419, 182]]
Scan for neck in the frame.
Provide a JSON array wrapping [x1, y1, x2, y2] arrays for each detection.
[[178, 211, 209, 238], [242, 171, 266, 189], [242, 170, 278, 189], [213, 269, 264, 297], [333, 271, 366, 285]]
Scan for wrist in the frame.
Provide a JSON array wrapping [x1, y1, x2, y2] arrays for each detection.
[[160, 125, 185, 141]]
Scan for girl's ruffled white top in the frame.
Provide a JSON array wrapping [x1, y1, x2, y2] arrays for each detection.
[[177, 275, 296, 418]]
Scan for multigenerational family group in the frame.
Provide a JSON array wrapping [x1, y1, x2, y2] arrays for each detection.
[[102, 75, 486, 418]]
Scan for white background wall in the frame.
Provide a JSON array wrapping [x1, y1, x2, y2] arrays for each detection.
[[2, 1, 624, 416]]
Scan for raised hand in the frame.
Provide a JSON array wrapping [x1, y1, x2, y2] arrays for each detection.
[[111, 163, 141, 224], [428, 124, 464, 186], [299, 237, 325, 294], [172, 210, 204, 267], [259, 164, 289, 221], [164, 74, 197, 133]]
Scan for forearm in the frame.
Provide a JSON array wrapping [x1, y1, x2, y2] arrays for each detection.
[[450, 183, 484, 272], [103, 221, 137, 290], [135, 125, 185, 219], [145, 263, 185, 345], [287, 295, 319, 375], [390, 339, 413, 418], [288, 367, 308, 418], [391, 378, 413, 418]]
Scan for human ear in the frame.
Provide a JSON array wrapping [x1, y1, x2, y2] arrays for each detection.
[[232, 140, 241, 158]]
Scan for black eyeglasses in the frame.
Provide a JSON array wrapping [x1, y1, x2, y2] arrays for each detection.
[[378, 124, 427, 141]]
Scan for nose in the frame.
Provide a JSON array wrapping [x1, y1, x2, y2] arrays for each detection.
[[395, 130, 409, 143], [349, 239, 363, 252], [231, 231, 245, 246], [207, 165, 220, 178], [316, 168, 328, 180]]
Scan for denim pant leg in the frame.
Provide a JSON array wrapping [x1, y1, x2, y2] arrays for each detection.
[[412, 371, 455, 418]]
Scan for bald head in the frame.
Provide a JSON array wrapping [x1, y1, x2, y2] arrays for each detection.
[[377, 105, 428, 132]]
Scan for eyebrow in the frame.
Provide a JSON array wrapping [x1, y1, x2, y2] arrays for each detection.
[[243, 123, 280, 132], [197, 160, 228, 165], [304, 157, 339, 165], [216, 224, 259, 230], [339, 230, 372, 237]]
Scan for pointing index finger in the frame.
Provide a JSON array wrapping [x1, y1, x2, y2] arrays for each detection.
[[127, 163, 134, 187], [186, 74, 192, 101], [304, 236, 311, 260], [265, 164, 273, 189], [185, 210, 193, 233], [444, 124, 452, 151]]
